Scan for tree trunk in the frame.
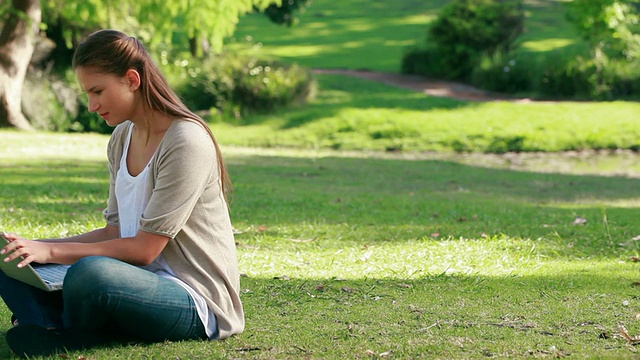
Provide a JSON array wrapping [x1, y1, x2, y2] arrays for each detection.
[[0, 0, 42, 130]]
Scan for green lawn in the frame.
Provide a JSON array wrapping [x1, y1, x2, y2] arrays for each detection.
[[2, 132, 640, 359], [229, 0, 585, 72], [215, 1, 638, 154], [211, 75, 640, 153]]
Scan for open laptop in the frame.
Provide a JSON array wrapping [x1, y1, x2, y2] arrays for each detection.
[[0, 234, 69, 292]]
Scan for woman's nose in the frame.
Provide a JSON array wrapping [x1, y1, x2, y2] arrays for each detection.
[[88, 98, 99, 112]]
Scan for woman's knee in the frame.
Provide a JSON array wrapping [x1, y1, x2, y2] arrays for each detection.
[[64, 256, 125, 296]]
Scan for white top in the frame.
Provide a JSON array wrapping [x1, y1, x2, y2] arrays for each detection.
[[114, 123, 217, 338]]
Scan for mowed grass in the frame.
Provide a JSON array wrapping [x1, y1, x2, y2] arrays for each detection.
[[212, 75, 640, 153], [229, 0, 585, 72], [219, 0, 638, 154], [2, 131, 640, 358], [1, 0, 640, 358]]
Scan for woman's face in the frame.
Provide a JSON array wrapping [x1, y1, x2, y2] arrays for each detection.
[[75, 67, 141, 127]]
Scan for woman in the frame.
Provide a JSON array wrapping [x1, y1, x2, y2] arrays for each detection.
[[0, 29, 243, 358]]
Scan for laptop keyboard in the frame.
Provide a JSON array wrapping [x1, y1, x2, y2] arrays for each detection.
[[33, 264, 71, 285]]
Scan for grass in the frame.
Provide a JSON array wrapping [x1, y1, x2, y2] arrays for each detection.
[[215, 1, 639, 154], [3, 131, 640, 358], [211, 75, 640, 153], [2, 1, 640, 358], [229, 0, 586, 72]]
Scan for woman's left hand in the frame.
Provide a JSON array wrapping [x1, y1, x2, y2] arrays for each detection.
[[0, 233, 53, 268]]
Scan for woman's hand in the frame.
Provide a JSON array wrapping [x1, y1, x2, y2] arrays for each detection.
[[0, 233, 53, 268]]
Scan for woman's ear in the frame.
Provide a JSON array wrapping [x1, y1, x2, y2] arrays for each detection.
[[125, 69, 141, 91]]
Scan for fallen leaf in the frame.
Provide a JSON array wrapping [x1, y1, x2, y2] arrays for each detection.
[[618, 324, 640, 344], [430, 232, 440, 238], [257, 225, 268, 232], [632, 257, 640, 262], [379, 351, 391, 357], [573, 217, 587, 225], [364, 350, 376, 356], [341, 286, 354, 293]]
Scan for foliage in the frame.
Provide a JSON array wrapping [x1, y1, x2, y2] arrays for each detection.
[[39, 0, 281, 56], [565, 0, 640, 61], [425, 0, 525, 80], [20, 68, 112, 133], [168, 52, 316, 118], [470, 51, 536, 95], [527, 53, 640, 100], [564, 0, 640, 95], [262, 0, 313, 27]]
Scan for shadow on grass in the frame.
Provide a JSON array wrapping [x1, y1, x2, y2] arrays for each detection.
[[235, 74, 474, 128], [2, 154, 639, 254]]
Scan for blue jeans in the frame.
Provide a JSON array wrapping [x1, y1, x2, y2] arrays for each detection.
[[0, 256, 208, 343]]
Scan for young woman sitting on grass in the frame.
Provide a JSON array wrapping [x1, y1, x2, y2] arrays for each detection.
[[0, 29, 243, 358]]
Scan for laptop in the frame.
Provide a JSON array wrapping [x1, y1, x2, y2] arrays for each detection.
[[0, 234, 69, 292]]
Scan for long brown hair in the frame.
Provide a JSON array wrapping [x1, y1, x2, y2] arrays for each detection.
[[72, 29, 232, 202]]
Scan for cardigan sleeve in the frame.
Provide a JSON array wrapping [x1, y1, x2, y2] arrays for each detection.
[[139, 121, 216, 237]]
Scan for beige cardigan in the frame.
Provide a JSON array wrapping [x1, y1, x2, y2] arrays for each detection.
[[103, 120, 244, 339]]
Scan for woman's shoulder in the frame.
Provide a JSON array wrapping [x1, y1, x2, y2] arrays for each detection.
[[166, 119, 212, 143]]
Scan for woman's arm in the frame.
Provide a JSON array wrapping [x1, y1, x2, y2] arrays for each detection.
[[1, 229, 169, 267], [40, 225, 121, 243]]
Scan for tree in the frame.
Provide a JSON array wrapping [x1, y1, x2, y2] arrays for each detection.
[[565, 0, 639, 95], [0, 0, 280, 129], [0, 0, 41, 130], [566, 0, 640, 62], [263, 0, 313, 27]]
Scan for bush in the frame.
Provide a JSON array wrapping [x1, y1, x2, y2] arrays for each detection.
[[22, 70, 75, 132], [233, 60, 315, 114], [470, 51, 536, 94], [534, 54, 640, 100], [401, 47, 446, 78], [425, 0, 525, 80], [169, 52, 316, 119]]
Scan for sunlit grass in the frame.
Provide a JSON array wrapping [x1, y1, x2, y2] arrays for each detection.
[[212, 75, 640, 153], [3, 131, 640, 358], [230, 0, 586, 72]]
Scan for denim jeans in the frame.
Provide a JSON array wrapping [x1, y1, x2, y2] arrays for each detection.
[[0, 256, 208, 343]]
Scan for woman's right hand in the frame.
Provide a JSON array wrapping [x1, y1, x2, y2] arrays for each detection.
[[0, 233, 53, 268]]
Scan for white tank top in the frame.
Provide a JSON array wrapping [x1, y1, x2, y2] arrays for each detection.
[[114, 123, 218, 339]]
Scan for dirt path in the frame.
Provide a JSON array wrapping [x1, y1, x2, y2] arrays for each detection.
[[313, 68, 533, 103]]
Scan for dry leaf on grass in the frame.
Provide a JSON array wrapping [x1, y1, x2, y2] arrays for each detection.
[[618, 324, 640, 345]]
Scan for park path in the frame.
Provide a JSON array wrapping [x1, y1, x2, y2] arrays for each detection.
[[313, 68, 534, 103]]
